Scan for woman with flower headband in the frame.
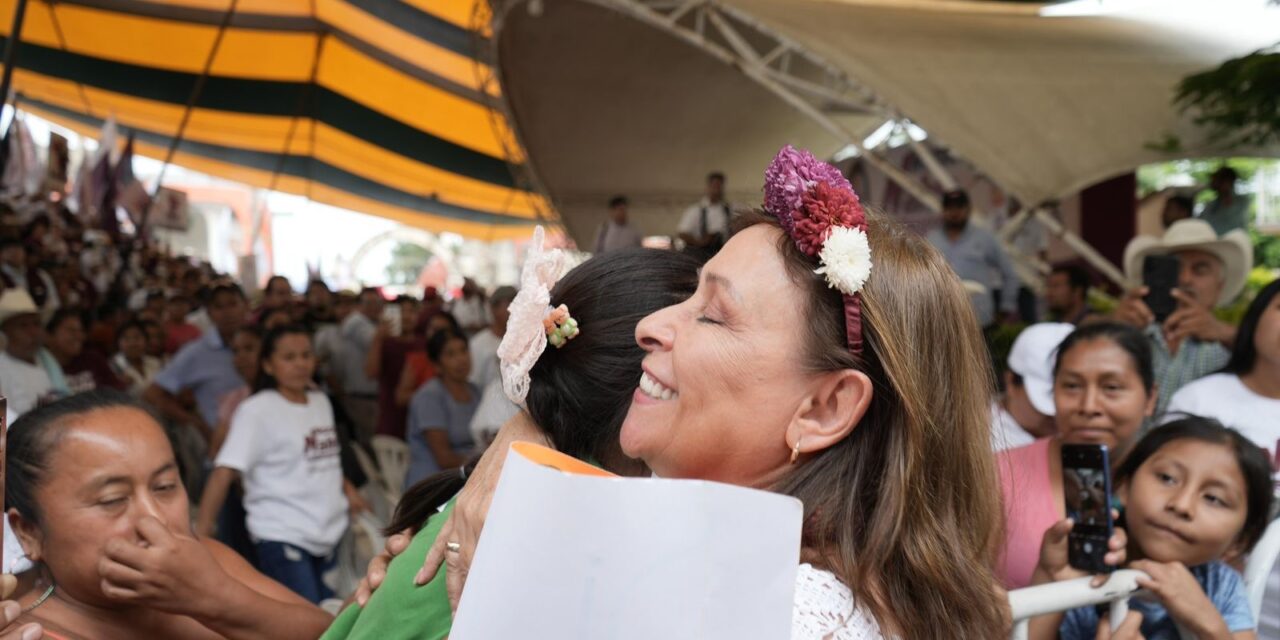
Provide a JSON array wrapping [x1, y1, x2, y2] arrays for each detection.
[[354, 147, 1009, 638]]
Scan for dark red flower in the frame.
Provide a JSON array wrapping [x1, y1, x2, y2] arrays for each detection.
[[792, 182, 866, 256]]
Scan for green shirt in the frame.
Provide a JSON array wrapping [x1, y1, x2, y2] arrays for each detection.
[[321, 499, 456, 640]]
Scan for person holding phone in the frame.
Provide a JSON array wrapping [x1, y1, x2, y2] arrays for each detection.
[[1112, 219, 1252, 413], [997, 323, 1157, 589], [1028, 417, 1274, 640]]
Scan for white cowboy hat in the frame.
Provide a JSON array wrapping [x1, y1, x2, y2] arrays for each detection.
[[1122, 219, 1252, 307], [0, 288, 39, 327]]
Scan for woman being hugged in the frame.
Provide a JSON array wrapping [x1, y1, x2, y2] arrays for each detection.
[[322, 243, 699, 640], [197, 324, 366, 603]]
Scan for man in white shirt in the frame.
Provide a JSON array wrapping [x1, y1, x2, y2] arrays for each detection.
[[678, 172, 733, 261], [340, 287, 384, 446], [594, 196, 643, 254], [469, 286, 516, 389], [451, 278, 489, 336], [0, 288, 54, 422], [991, 323, 1074, 451]]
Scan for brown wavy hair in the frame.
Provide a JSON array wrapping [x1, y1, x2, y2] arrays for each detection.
[[737, 210, 1008, 638]]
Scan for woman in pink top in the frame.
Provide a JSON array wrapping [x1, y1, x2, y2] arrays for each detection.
[[997, 322, 1156, 588]]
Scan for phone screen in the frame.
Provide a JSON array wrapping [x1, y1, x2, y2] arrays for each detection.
[[1142, 254, 1180, 323], [1062, 444, 1114, 573]]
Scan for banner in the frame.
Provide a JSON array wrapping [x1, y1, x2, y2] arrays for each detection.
[[148, 187, 190, 231], [451, 443, 802, 640]]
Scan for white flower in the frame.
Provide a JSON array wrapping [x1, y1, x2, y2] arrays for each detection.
[[814, 226, 872, 296]]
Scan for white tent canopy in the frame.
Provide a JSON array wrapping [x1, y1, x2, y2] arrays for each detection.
[[488, 0, 1280, 245]]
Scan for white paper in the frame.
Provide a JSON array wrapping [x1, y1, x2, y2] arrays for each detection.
[[451, 444, 803, 640]]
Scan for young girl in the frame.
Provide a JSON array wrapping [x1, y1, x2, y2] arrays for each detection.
[[1031, 416, 1275, 640], [197, 324, 365, 603]]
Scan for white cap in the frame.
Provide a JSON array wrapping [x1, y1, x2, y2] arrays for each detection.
[[1007, 323, 1075, 417]]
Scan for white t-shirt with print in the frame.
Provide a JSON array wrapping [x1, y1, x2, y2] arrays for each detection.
[[215, 390, 348, 556], [1166, 373, 1280, 484]]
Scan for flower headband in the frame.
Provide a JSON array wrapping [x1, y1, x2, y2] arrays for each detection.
[[762, 145, 872, 355], [497, 226, 577, 407]]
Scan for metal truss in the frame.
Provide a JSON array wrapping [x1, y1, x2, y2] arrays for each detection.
[[488, 0, 1127, 287], [488, 0, 952, 213]]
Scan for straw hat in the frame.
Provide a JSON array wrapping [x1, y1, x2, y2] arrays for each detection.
[[0, 288, 39, 327], [1122, 219, 1252, 307]]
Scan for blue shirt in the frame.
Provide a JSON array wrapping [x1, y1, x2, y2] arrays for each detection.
[[154, 330, 244, 427], [1060, 562, 1253, 640], [405, 378, 480, 487], [925, 224, 1020, 326]]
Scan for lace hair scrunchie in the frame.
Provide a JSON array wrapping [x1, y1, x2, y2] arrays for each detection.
[[497, 226, 569, 407], [762, 145, 872, 355]]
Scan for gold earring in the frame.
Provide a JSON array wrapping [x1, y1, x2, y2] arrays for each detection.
[[790, 438, 801, 465]]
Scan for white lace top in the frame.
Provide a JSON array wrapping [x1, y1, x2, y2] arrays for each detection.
[[791, 563, 885, 640]]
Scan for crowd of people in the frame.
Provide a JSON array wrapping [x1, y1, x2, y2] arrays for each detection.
[[0, 145, 1274, 640]]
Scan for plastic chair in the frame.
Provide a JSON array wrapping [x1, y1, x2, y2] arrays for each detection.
[[1007, 570, 1145, 640], [1245, 517, 1280, 637], [350, 443, 395, 523], [330, 512, 389, 602], [372, 435, 410, 500]]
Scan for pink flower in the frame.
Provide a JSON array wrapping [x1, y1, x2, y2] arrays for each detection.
[[791, 182, 866, 256], [763, 145, 853, 234]]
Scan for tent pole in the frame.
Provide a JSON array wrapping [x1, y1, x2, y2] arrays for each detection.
[[143, 0, 240, 233], [0, 0, 30, 108], [1033, 208, 1127, 288], [901, 119, 958, 191]]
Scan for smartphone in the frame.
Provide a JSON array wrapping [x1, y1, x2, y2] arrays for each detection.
[[1062, 443, 1114, 574], [1142, 254, 1180, 323]]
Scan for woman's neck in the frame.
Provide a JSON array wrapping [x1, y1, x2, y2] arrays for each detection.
[[277, 386, 308, 404], [126, 354, 146, 370], [51, 349, 73, 367], [1241, 362, 1280, 399], [24, 577, 161, 640]]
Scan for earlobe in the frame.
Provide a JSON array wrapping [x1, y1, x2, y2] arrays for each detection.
[[788, 369, 874, 456], [7, 508, 43, 563]]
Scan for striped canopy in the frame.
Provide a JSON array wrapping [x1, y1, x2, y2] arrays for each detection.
[[0, 0, 550, 239]]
